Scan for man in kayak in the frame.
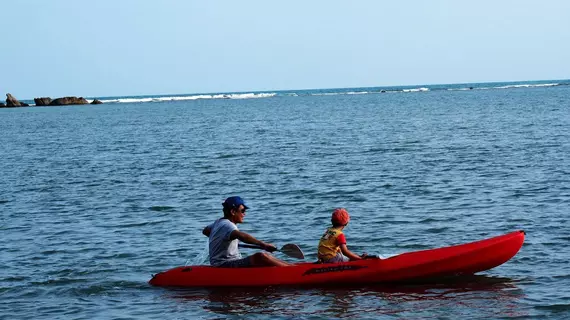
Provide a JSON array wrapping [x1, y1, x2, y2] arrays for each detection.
[[317, 208, 367, 263], [202, 196, 290, 267]]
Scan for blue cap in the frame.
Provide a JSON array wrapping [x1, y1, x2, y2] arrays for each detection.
[[222, 196, 249, 209]]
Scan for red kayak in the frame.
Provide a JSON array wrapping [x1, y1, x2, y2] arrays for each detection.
[[149, 230, 524, 287]]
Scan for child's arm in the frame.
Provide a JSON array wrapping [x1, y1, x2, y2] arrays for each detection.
[[340, 244, 364, 261]]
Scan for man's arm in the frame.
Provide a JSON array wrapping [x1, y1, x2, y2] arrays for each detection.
[[202, 226, 211, 237], [230, 230, 277, 252]]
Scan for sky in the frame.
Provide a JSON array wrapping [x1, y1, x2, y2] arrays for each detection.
[[1, 0, 570, 99]]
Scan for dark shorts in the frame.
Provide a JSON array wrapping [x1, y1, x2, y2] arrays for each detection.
[[217, 256, 252, 268]]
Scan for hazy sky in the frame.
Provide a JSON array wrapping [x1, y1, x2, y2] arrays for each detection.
[[2, 0, 569, 99]]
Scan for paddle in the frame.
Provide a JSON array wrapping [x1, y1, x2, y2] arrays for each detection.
[[239, 243, 305, 259]]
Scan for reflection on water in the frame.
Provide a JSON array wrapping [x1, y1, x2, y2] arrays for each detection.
[[162, 275, 528, 318]]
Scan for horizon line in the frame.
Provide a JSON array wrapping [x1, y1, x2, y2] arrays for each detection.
[[11, 77, 570, 101]]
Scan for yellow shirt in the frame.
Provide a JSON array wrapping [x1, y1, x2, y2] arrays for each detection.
[[317, 227, 346, 261]]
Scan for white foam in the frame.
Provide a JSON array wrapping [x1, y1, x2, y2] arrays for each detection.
[[495, 83, 559, 89], [92, 82, 566, 105], [402, 87, 429, 92], [226, 92, 276, 99], [101, 97, 155, 103], [100, 92, 276, 104]]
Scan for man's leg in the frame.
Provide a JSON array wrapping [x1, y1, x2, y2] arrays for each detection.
[[249, 252, 290, 267]]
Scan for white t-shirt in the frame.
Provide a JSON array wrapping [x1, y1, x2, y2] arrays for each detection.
[[208, 218, 242, 266]]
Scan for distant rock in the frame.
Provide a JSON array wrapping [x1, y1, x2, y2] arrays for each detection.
[[34, 97, 53, 106], [21, 102, 29, 106], [91, 99, 103, 105], [49, 96, 89, 106], [6, 93, 22, 107], [0, 102, 5, 107]]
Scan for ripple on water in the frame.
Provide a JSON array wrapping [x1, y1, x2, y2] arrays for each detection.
[[534, 303, 570, 313], [148, 206, 176, 212]]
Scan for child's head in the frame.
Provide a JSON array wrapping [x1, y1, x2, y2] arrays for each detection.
[[331, 208, 350, 227]]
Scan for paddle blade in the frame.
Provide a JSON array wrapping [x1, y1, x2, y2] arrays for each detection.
[[280, 244, 305, 259]]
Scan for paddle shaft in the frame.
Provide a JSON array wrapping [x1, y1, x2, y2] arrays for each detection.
[[239, 243, 274, 251], [238, 243, 305, 259]]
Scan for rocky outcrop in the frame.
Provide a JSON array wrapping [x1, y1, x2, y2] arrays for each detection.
[[34, 97, 52, 106], [49, 96, 89, 106], [3, 93, 103, 107], [6, 93, 23, 107]]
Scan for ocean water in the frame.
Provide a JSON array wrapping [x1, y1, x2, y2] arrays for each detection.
[[1, 81, 569, 319]]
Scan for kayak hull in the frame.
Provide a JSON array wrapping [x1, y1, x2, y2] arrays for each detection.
[[149, 230, 524, 287]]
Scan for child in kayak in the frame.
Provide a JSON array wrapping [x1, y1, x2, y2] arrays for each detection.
[[317, 208, 367, 263], [202, 196, 290, 268]]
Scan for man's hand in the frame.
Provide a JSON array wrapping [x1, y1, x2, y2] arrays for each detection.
[[263, 243, 278, 252]]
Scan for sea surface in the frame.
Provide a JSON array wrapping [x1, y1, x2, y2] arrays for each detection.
[[1, 80, 570, 319]]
